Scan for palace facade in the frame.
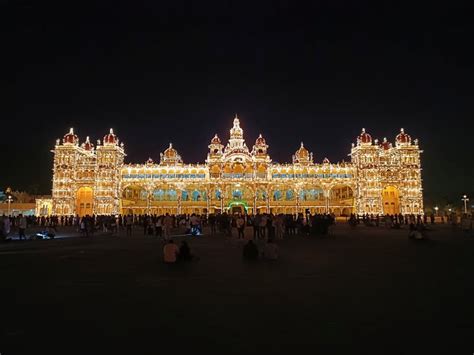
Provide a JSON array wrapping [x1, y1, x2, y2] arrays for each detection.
[[44, 116, 424, 217]]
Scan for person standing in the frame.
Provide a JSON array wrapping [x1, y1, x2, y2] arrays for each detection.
[[259, 214, 267, 239], [252, 214, 261, 240], [208, 213, 216, 236], [163, 213, 173, 240], [143, 215, 149, 235], [155, 216, 163, 238], [274, 214, 284, 239], [18, 214, 27, 240], [80, 218, 87, 237], [3, 214, 11, 238], [125, 214, 133, 237], [236, 214, 245, 239]]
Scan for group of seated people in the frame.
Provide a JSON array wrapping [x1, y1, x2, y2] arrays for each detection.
[[163, 238, 279, 263], [163, 240, 195, 263], [242, 239, 278, 261]]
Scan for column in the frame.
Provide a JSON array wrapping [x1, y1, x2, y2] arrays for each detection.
[[266, 193, 270, 213], [295, 190, 299, 214]]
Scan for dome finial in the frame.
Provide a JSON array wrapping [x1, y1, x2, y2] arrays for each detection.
[[169, 142, 172, 148], [400, 128, 404, 133], [110, 128, 114, 134], [300, 141, 304, 148], [69, 127, 74, 134]]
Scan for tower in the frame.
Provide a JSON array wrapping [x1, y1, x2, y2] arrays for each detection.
[[222, 115, 251, 159], [393, 128, 423, 214], [51, 128, 81, 216], [159, 143, 183, 165], [292, 142, 313, 165], [351, 128, 424, 215], [206, 134, 224, 178], [350, 128, 382, 215], [94, 129, 125, 215]]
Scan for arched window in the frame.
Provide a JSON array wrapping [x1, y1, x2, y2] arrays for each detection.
[[153, 189, 165, 201], [192, 190, 201, 201], [232, 190, 242, 199], [273, 190, 282, 201], [166, 189, 177, 201], [181, 191, 189, 201]]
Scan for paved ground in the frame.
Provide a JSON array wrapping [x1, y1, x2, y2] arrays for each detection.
[[0, 224, 473, 355]]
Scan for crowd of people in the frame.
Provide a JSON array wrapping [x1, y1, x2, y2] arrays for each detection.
[[1, 210, 472, 243], [347, 212, 473, 240]]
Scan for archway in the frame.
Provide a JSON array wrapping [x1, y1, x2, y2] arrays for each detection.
[[382, 186, 400, 215], [329, 185, 354, 216], [228, 200, 249, 214], [76, 187, 93, 217]]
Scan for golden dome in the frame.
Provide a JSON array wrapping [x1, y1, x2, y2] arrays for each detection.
[[395, 128, 411, 145], [255, 134, 266, 146], [296, 142, 309, 158], [210, 134, 221, 144], [63, 128, 78, 145], [103, 128, 118, 145], [293, 142, 313, 165], [358, 128, 372, 144], [82, 136, 94, 151], [164, 143, 178, 158], [160, 143, 183, 165]]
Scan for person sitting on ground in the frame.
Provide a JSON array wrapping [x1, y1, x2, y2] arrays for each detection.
[[243, 240, 259, 260], [163, 239, 179, 263], [263, 239, 279, 260], [408, 223, 424, 240], [178, 240, 194, 262]]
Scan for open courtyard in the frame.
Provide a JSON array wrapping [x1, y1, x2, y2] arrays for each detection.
[[1, 223, 473, 354]]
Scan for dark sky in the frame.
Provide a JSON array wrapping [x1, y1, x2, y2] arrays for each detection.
[[7, 1, 474, 206]]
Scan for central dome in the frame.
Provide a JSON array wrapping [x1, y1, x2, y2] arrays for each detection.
[[358, 128, 372, 144]]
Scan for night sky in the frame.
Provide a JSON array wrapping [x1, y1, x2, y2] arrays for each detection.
[[8, 1, 474, 207]]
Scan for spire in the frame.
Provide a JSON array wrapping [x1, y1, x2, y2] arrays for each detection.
[[224, 114, 250, 158], [230, 115, 243, 139], [233, 115, 240, 128]]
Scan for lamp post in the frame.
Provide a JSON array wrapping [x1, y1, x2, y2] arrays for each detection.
[[434, 206, 439, 216], [462, 195, 469, 214], [7, 195, 12, 216]]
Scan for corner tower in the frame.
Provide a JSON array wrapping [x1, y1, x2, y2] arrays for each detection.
[[94, 129, 125, 215]]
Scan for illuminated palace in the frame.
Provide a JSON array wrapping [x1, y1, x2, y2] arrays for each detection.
[[47, 116, 423, 217]]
